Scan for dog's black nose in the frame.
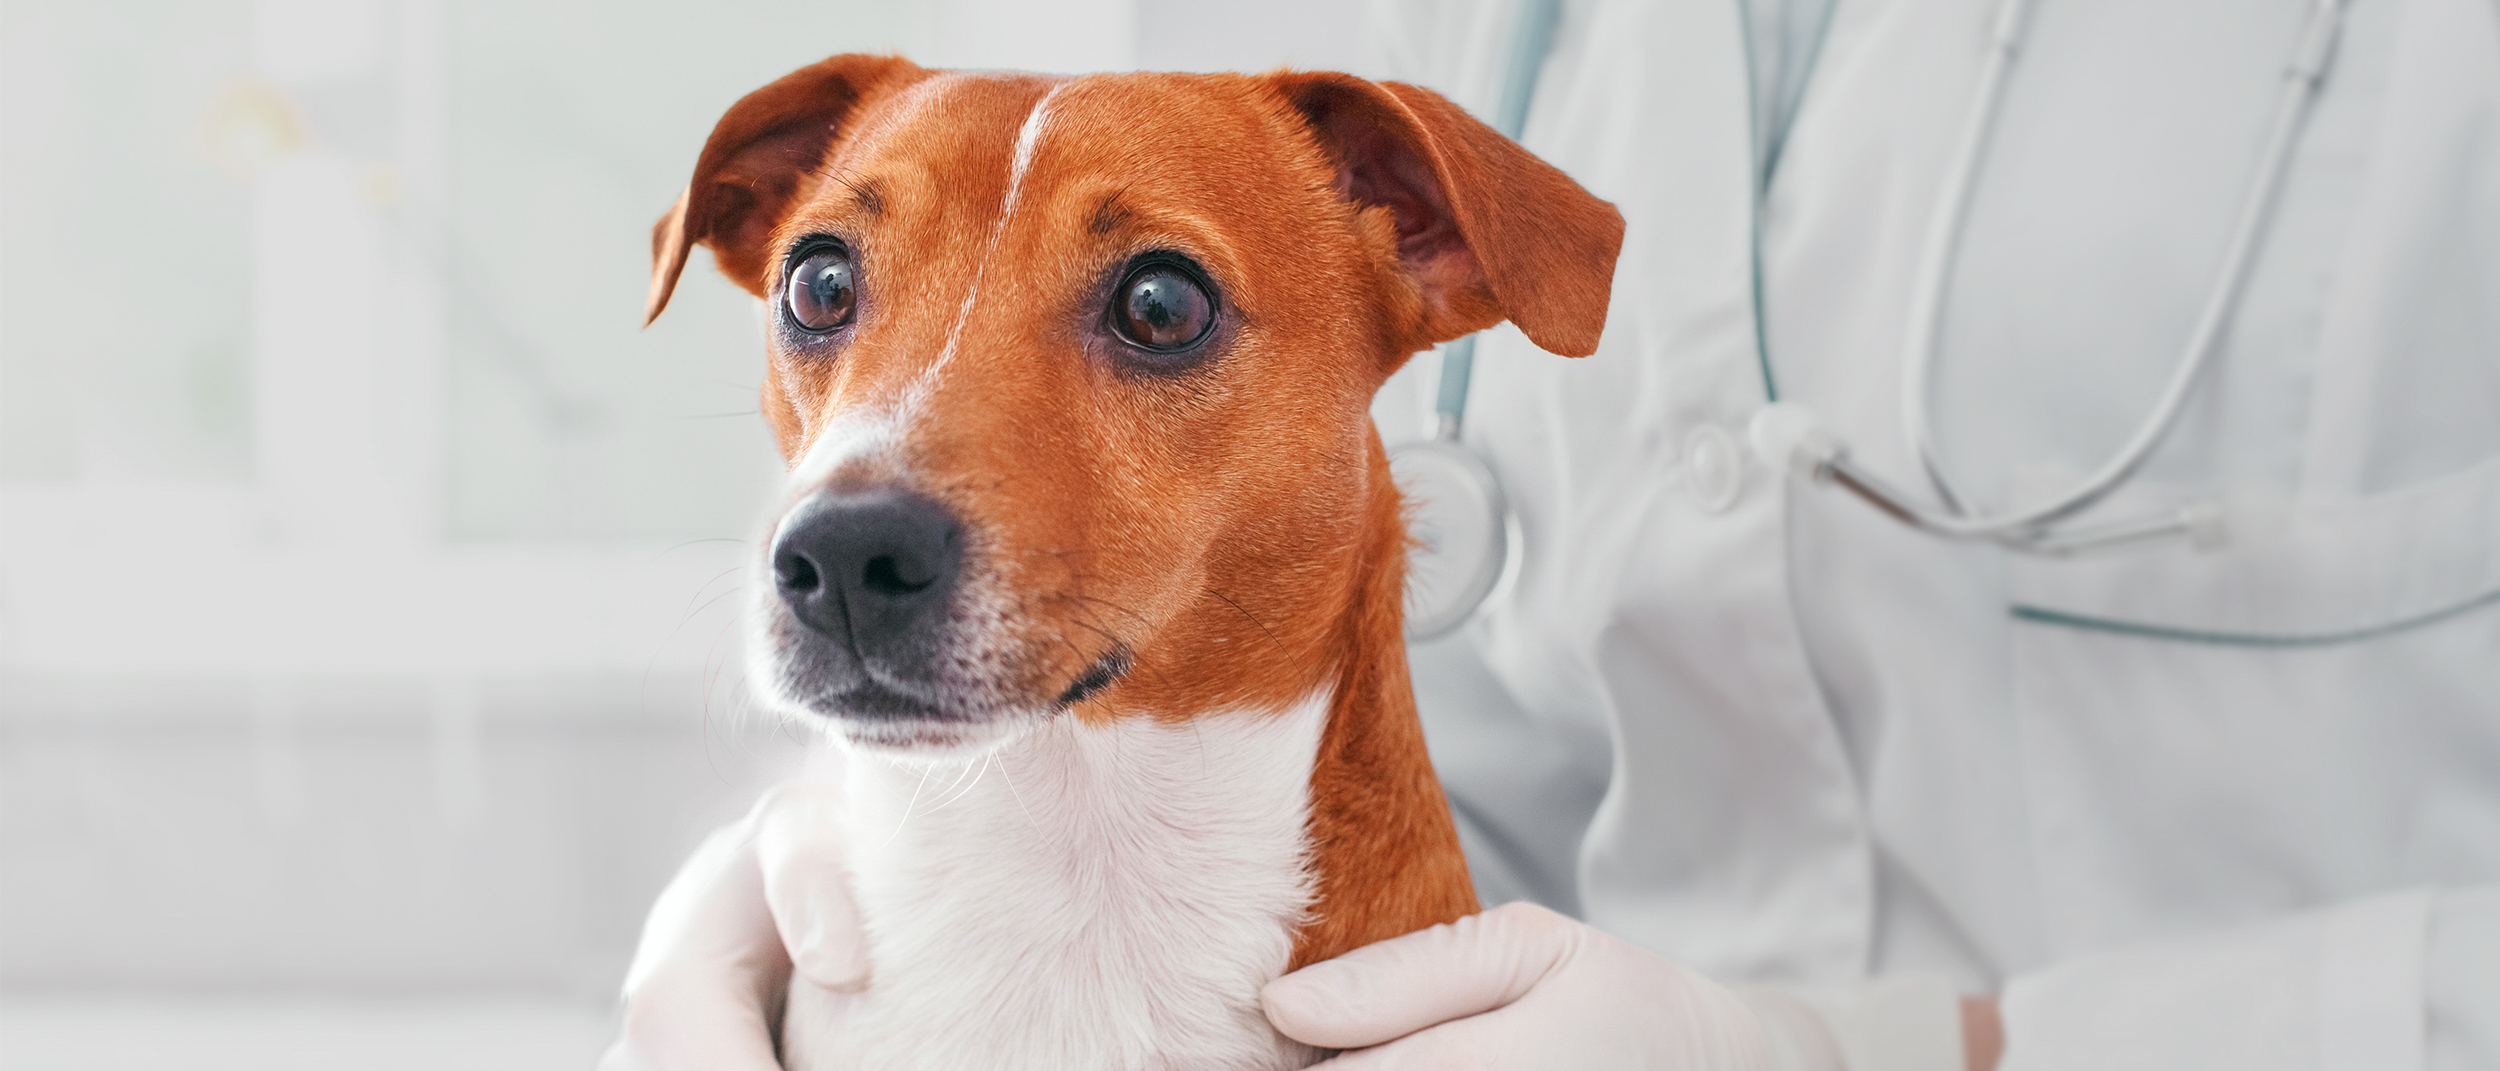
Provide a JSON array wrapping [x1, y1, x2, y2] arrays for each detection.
[[772, 490, 965, 650]]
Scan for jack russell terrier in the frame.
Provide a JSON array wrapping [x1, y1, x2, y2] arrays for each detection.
[[644, 53, 1622, 1070]]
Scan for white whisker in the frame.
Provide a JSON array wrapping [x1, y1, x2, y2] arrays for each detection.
[[878, 761, 936, 850]]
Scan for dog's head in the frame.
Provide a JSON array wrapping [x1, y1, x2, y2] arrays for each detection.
[[647, 56, 1620, 754]]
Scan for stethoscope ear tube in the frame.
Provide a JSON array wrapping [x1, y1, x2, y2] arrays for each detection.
[[1789, 0, 2346, 556]]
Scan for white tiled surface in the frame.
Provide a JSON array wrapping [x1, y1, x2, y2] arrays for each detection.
[[1, 672, 805, 995], [0, 996, 613, 1071]]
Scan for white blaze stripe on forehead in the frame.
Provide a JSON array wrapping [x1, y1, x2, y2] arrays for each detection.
[[897, 80, 1072, 418], [792, 79, 1072, 489], [998, 80, 1065, 226]]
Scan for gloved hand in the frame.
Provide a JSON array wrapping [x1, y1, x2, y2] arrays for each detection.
[[1261, 901, 1783, 1070], [598, 781, 867, 1071]]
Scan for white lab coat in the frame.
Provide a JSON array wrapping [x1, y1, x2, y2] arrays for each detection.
[[1366, 0, 2500, 1067]]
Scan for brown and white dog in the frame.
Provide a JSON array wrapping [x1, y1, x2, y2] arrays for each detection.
[[644, 54, 1622, 1070]]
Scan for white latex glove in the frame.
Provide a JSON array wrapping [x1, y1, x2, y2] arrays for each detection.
[[1262, 901, 1782, 1070], [599, 781, 867, 1071]]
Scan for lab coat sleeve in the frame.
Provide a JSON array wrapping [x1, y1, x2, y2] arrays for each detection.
[[2429, 885, 2500, 1071], [1748, 975, 1965, 1071], [1999, 885, 2500, 1071]]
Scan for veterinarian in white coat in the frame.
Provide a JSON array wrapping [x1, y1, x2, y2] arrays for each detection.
[[604, 0, 2500, 1068]]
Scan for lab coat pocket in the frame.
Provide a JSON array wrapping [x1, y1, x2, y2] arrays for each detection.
[[1996, 458, 2500, 959]]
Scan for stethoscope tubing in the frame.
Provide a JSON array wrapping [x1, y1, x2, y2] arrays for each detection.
[[1410, 0, 2340, 639], [1864, 0, 2349, 550]]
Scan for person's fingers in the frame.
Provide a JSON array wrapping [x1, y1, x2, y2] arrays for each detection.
[[619, 821, 784, 998], [755, 780, 871, 993], [1303, 1004, 1526, 1070], [599, 970, 786, 1071], [1732, 986, 1848, 1071], [1309, 959, 1782, 1071], [605, 821, 790, 1071], [1263, 901, 1579, 1050]]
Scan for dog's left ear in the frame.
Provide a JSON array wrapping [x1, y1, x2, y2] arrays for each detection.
[[1269, 72, 1624, 358], [646, 53, 927, 326]]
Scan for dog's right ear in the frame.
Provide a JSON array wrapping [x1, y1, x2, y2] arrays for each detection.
[[645, 54, 926, 326]]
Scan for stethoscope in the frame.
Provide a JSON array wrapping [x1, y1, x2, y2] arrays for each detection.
[[1752, 0, 2350, 555], [1397, 0, 2349, 638]]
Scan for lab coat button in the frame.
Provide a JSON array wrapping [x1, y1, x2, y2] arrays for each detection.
[[1684, 425, 1744, 513]]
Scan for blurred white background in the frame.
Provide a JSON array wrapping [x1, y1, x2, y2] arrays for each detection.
[[0, 1, 1373, 1066]]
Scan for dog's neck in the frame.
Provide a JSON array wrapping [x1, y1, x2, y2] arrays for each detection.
[[1064, 424, 1476, 967], [803, 430, 1474, 1067], [822, 694, 1330, 1070], [958, 421, 1475, 969], [1277, 431, 1478, 967]]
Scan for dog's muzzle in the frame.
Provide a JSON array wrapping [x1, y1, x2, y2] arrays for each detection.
[[768, 488, 968, 719]]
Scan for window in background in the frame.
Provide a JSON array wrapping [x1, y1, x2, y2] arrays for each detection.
[[435, 0, 902, 541], [0, 1, 256, 482]]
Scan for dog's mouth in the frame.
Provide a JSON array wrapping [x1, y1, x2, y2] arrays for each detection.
[[749, 485, 1147, 752], [1052, 645, 1133, 706], [754, 578, 1135, 754], [772, 662, 1033, 755], [825, 678, 954, 721]]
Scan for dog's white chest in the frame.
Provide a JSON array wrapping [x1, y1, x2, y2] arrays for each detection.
[[783, 697, 1330, 1071]]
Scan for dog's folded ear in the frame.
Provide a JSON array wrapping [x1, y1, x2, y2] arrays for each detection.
[[1268, 72, 1624, 359], [646, 54, 927, 327]]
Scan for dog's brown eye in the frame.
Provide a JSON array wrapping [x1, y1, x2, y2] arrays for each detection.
[[1111, 265, 1213, 351], [786, 247, 856, 333]]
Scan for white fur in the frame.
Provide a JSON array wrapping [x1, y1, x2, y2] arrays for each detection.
[[790, 405, 903, 486], [782, 693, 1331, 1071]]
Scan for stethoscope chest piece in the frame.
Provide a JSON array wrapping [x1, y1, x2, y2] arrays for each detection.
[[1390, 437, 1518, 639]]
